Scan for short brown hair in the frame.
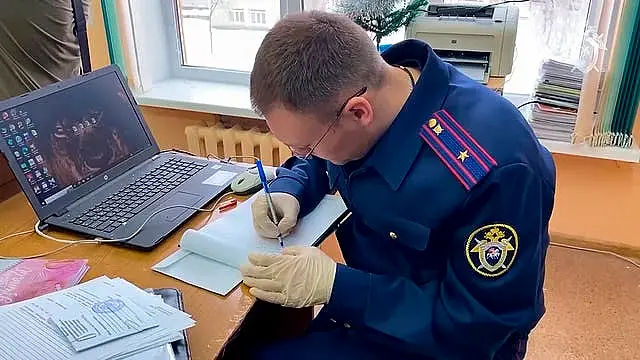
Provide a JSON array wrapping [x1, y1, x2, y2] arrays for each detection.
[[250, 11, 385, 119]]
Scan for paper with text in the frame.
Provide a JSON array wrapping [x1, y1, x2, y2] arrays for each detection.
[[51, 296, 158, 351], [0, 276, 194, 360]]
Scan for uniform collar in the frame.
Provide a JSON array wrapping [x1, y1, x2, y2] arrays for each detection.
[[361, 39, 451, 191]]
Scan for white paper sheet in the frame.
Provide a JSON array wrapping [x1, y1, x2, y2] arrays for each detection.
[[153, 192, 348, 295], [50, 296, 158, 351], [153, 248, 243, 296], [454, 63, 488, 82], [121, 344, 176, 360], [0, 276, 195, 360]]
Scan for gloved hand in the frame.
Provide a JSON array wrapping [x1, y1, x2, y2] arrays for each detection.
[[251, 193, 300, 238], [240, 246, 337, 308]]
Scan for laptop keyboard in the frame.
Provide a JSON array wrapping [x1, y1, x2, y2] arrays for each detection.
[[70, 158, 207, 233]]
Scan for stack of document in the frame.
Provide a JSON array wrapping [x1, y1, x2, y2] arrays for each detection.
[[530, 59, 584, 142], [0, 276, 195, 359]]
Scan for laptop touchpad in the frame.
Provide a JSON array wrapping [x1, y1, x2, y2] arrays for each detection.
[[159, 191, 203, 222]]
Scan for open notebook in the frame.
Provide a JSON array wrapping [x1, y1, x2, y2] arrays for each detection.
[[152, 192, 348, 296]]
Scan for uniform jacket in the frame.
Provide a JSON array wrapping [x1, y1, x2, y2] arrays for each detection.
[[268, 39, 556, 360]]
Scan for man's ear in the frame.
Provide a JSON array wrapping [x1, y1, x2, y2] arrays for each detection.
[[345, 97, 374, 127]]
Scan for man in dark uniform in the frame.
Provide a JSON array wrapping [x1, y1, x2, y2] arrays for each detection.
[[240, 11, 556, 360]]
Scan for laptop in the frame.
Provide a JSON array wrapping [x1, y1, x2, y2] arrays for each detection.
[[0, 65, 245, 250]]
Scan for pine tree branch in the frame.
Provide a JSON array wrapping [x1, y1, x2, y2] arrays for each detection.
[[348, 0, 430, 44]]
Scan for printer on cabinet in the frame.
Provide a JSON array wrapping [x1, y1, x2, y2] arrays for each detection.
[[406, 4, 519, 89]]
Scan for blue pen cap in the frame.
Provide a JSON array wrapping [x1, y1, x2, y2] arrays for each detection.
[[255, 160, 269, 190]]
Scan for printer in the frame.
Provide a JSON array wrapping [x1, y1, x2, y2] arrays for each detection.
[[406, 4, 519, 90]]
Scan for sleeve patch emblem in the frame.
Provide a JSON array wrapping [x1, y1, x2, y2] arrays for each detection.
[[465, 224, 518, 277]]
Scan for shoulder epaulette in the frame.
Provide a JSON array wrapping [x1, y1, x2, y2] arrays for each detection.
[[418, 109, 498, 190]]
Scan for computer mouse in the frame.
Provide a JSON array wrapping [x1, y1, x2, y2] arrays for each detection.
[[231, 167, 276, 195]]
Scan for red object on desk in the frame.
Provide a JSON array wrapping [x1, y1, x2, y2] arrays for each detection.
[[218, 198, 238, 213]]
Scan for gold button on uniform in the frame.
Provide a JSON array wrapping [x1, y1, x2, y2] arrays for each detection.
[[389, 231, 398, 240]]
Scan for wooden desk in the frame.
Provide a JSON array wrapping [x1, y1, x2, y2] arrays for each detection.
[[0, 192, 257, 359]]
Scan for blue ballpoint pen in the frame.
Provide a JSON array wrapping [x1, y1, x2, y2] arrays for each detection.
[[255, 160, 284, 247]]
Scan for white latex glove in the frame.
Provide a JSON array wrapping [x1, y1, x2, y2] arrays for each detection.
[[251, 193, 300, 238], [240, 246, 337, 308]]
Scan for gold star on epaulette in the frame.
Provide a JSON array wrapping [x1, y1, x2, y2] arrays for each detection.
[[457, 150, 469, 162]]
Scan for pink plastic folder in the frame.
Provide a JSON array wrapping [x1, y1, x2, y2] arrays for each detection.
[[0, 259, 89, 305]]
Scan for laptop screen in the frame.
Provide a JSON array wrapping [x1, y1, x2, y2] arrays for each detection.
[[0, 72, 152, 206]]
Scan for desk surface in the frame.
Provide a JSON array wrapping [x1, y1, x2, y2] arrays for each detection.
[[0, 193, 256, 359]]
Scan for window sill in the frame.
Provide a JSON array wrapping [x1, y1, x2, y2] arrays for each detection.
[[135, 79, 640, 163], [135, 78, 261, 119], [539, 139, 640, 163]]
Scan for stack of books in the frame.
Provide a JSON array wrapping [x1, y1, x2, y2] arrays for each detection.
[[529, 60, 584, 143]]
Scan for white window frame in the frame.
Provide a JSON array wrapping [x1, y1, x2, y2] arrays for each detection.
[[128, 0, 303, 89], [249, 9, 267, 25], [230, 8, 246, 24]]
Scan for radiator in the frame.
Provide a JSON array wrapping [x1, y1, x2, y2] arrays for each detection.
[[185, 124, 292, 167]]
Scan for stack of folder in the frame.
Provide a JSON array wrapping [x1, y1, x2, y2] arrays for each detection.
[[529, 60, 584, 143], [592, 0, 640, 148]]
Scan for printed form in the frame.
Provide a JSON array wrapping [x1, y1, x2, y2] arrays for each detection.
[[0, 276, 194, 360], [50, 295, 158, 351]]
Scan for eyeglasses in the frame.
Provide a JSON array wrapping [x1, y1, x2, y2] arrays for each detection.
[[293, 86, 368, 160]]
